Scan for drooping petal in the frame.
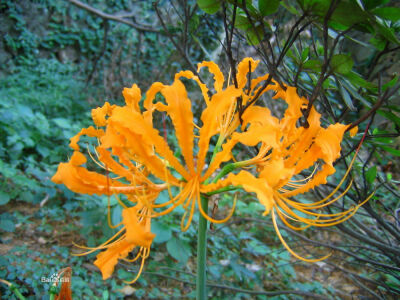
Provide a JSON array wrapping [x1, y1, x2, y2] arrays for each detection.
[[94, 239, 136, 280], [51, 151, 135, 195], [227, 171, 274, 215], [122, 207, 155, 248], [259, 158, 294, 188]]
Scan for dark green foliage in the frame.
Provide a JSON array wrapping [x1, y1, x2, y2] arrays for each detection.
[[0, 59, 91, 206]]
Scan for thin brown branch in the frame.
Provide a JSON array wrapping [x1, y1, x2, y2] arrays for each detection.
[[153, 1, 198, 76], [68, 0, 160, 32]]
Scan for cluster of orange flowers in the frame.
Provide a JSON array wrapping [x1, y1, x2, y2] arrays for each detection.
[[52, 58, 366, 283]]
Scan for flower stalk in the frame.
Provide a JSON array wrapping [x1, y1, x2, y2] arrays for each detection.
[[196, 195, 209, 300]]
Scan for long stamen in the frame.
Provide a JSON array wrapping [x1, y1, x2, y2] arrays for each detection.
[[87, 143, 106, 170], [72, 230, 126, 256], [289, 164, 319, 183], [196, 191, 237, 224], [123, 247, 148, 284], [181, 185, 197, 232], [285, 180, 353, 210], [271, 209, 331, 262]]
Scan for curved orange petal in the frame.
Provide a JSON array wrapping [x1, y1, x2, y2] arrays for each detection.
[[259, 158, 294, 188], [94, 239, 135, 280], [69, 126, 104, 151], [276, 86, 307, 129], [123, 84, 141, 112], [197, 61, 224, 93], [282, 164, 336, 197], [122, 207, 155, 248], [227, 171, 274, 215], [108, 106, 189, 181], [143, 82, 164, 126], [175, 70, 210, 105], [92, 102, 116, 127], [51, 155, 132, 195], [315, 123, 348, 165], [197, 86, 241, 174], [160, 79, 195, 175], [236, 57, 259, 89], [241, 105, 279, 130]]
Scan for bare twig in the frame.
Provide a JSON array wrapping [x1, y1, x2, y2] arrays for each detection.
[[153, 1, 199, 75], [68, 0, 159, 32]]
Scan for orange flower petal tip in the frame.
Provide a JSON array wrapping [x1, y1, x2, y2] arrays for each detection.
[[349, 126, 358, 137]]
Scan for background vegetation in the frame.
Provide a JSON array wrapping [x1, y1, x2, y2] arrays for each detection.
[[0, 0, 399, 299]]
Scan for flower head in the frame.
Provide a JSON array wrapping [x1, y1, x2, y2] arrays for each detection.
[[52, 57, 367, 279]]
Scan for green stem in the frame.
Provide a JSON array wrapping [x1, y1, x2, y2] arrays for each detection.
[[49, 285, 58, 300], [196, 195, 208, 300], [205, 185, 239, 196], [10, 284, 27, 300]]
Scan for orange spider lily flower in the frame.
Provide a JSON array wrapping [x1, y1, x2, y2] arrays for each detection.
[[52, 57, 368, 279], [201, 81, 370, 262]]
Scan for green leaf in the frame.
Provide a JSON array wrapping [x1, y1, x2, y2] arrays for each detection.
[[375, 21, 400, 44], [344, 71, 375, 90], [330, 54, 354, 74], [281, 1, 298, 14], [301, 47, 310, 62], [246, 25, 264, 45], [338, 82, 356, 111], [152, 220, 172, 244], [234, 15, 252, 30], [197, 0, 220, 14], [364, 0, 389, 10], [303, 59, 322, 71], [258, 0, 280, 16], [365, 166, 377, 184], [111, 205, 122, 227], [166, 237, 191, 264], [0, 192, 10, 205], [382, 75, 398, 91], [373, 7, 400, 22], [0, 219, 15, 232], [53, 118, 70, 129], [380, 145, 400, 157], [377, 110, 400, 127]]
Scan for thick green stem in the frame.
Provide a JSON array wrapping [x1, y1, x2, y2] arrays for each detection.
[[10, 284, 26, 300], [205, 185, 239, 196], [196, 195, 208, 300]]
